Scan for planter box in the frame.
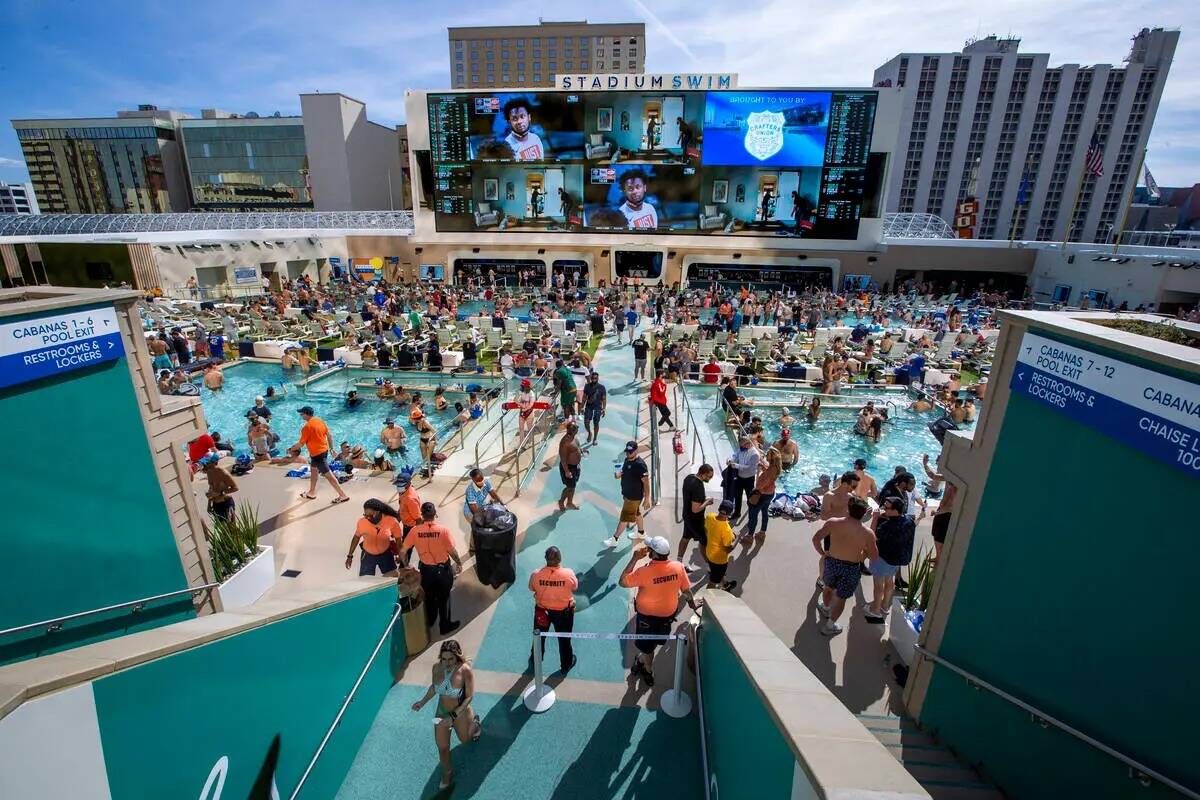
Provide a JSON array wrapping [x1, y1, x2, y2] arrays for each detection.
[[888, 597, 919, 667], [216, 546, 276, 610]]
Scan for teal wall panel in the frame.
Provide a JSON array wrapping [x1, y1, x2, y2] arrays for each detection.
[[92, 585, 404, 800], [700, 613, 800, 799], [919, 328, 1199, 799], [0, 303, 193, 664]]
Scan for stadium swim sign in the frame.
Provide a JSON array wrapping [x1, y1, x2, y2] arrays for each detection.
[[555, 73, 738, 91]]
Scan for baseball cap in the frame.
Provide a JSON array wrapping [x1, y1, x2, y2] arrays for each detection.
[[374, 448, 386, 460], [384, 417, 395, 424], [392, 473, 410, 489], [625, 441, 638, 453], [718, 499, 735, 515], [646, 536, 671, 555], [297, 405, 315, 416]]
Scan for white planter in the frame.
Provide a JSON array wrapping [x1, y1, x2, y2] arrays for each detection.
[[216, 546, 276, 610], [888, 597, 919, 667]]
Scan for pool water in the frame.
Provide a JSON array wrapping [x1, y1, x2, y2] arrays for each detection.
[[691, 384, 974, 498], [198, 362, 501, 470]]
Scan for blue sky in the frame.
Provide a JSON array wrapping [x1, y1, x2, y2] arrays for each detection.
[[0, 0, 1195, 185]]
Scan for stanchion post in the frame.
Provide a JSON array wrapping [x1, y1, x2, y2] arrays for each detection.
[[659, 633, 693, 718], [521, 629, 556, 712]]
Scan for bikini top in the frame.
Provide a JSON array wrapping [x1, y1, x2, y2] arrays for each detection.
[[435, 668, 464, 699]]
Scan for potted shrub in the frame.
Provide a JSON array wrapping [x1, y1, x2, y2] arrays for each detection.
[[207, 506, 276, 610], [889, 547, 935, 667]]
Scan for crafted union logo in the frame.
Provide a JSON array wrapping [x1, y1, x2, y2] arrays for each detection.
[[743, 111, 785, 161]]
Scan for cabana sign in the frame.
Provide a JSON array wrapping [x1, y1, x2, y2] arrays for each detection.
[[0, 305, 125, 389], [1010, 331, 1200, 475]]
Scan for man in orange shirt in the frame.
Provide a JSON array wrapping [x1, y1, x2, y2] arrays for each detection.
[[291, 406, 349, 504], [344, 499, 402, 576], [528, 546, 578, 672], [403, 502, 464, 635], [619, 536, 701, 687], [393, 473, 423, 535]]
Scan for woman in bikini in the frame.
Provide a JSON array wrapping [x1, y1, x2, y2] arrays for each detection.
[[411, 639, 481, 789]]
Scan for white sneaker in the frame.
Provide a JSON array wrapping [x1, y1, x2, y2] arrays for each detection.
[[816, 599, 831, 617], [821, 620, 844, 637], [862, 605, 885, 620], [629, 531, 646, 540], [603, 537, 619, 548]]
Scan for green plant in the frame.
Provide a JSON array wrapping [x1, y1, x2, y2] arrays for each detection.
[[206, 504, 261, 582], [1094, 319, 1200, 349], [901, 547, 936, 612]]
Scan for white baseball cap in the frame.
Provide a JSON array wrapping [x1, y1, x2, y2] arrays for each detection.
[[646, 536, 671, 555], [374, 448, 385, 459]]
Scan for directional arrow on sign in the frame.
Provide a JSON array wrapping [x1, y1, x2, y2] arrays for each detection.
[[1016, 369, 1025, 381]]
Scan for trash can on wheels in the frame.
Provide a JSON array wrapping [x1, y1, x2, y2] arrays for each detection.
[[397, 566, 429, 656], [472, 504, 517, 589]]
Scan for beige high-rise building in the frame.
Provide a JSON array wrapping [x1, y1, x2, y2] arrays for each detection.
[[448, 20, 646, 89]]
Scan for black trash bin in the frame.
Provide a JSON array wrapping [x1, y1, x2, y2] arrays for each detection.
[[471, 504, 517, 589]]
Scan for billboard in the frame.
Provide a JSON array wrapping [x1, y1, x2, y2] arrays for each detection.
[[426, 88, 878, 239]]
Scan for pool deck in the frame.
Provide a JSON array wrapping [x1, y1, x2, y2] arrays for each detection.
[[196, 320, 941, 797]]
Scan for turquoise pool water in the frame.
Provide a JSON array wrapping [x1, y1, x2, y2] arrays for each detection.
[[197, 362, 501, 469], [690, 384, 974, 497]]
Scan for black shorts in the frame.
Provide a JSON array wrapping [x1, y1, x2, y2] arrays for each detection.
[[681, 522, 706, 546], [707, 559, 728, 584], [634, 612, 674, 655], [359, 549, 398, 576], [932, 511, 952, 543], [562, 463, 580, 488], [310, 452, 331, 474]]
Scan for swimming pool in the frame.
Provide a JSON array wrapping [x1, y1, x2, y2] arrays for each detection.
[[198, 362, 503, 470], [455, 299, 589, 323], [689, 383, 974, 498]]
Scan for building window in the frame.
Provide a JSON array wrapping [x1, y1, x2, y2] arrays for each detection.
[[455, 51, 463, 60], [454, 40, 462, 49], [502, 50, 509, 58], [486, 51, 494, 60], [549, 61, 557, 71], [564, 60, 572, 69], [628, 60, 636, 69], [580, 61, 589, 70], [484, 39, 493, 46], [629, 37, 637, 44], [501, 38, 509, 45], [518, 74, 526, 83]]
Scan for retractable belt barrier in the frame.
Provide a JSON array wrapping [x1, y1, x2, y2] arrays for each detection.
[[522, 630, 692, 718]]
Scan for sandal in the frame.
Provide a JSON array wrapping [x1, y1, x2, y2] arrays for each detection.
[[471, 714, 482, 742], [331, 495, 349, 505], [439, 771, 454, 789], [299, 493, 317, 500]]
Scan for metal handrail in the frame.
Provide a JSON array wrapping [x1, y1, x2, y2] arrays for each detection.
[[0, 583, 218, 639], [288, 602, 404, 800], [913, 644, 1199, 800], [510, 398, 560, 496], [473, 370, 552, 467], [694, 622, 713, 800]]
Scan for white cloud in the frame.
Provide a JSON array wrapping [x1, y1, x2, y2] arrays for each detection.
[[0, 157, 23, 168]]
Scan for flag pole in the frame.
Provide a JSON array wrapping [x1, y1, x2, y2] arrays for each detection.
[[1112, 147, 1147, 255], [1061, 165, 1088, 249], [1008, 153, 1034, 248]]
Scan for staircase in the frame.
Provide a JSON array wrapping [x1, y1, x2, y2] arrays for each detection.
[[856, 714, 1005, 800]]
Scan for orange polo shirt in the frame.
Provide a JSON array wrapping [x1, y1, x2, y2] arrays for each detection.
[[298, 417, 330, 456], [398, 488, 422, 528], [355, 516, 401, 556], [529, 566, 578, 611], [622, 560, 689, 617], [402, 521, 455, 565]]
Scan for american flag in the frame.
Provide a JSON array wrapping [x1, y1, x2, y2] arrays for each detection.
[[1084, 131, 1104, 177]]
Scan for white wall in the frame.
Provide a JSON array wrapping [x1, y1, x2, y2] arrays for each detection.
[[302, 93, 402, 212], [1028, 247, 1200, 308], [153, 236, 347, 289], [0, 684, 112, 800]]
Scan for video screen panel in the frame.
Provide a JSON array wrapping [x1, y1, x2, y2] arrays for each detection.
[[427, 89, 877, 239]]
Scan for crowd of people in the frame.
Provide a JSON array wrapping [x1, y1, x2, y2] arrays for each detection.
[[168, 271, 1031, 789]]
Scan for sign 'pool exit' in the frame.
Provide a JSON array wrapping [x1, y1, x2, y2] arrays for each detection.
[[0, 306, 125, 389], [1010, 331, 1200, 475]]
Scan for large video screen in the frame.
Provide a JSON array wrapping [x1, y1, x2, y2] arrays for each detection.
[[427, 88, 877, 239]]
